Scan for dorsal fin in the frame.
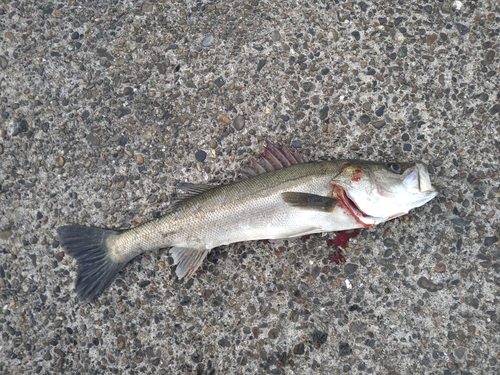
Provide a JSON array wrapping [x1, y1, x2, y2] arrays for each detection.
[[176, 182, 216, 196], [168, 141, 310, 207], [263, 142, 292, 167], [238, 141, 308, 180], [169, 183, 217, 210]]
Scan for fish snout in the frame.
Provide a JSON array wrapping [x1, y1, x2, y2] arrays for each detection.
[[402, 163, 436, 196], [415, 162, 437, 195]]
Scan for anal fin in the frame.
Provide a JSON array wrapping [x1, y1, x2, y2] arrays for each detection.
[[170, 247, 209, 279], [281, 192, 338, 212]]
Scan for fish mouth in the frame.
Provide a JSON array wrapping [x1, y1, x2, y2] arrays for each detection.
[[402, 163, 438, 210], [404, 162, 437, 195], [416, 162, 437, 194]]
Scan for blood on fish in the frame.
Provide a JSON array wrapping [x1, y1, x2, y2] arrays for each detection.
[[331, 184, 375, 229], [351, 169, 362, 182], [301, 235, 311, 243], [343, 163, 350, 168]]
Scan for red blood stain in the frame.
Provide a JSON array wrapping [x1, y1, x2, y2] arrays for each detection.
[[262, 239, 270, 244], [328, 248, 345, 264], [351, 169, 362, 182], [301, 235, 311, 243], [332, 229, 361, 247], [343, 163, 350, 168], [327, 229, 361, 264]]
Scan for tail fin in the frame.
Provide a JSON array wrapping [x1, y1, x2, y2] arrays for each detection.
[[57, 225, 126, 302]]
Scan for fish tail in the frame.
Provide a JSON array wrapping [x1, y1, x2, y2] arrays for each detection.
[[57, 225, 126, 302]]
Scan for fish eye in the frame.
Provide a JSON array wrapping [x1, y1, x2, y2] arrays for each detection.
[[387, 163, 404, 174]]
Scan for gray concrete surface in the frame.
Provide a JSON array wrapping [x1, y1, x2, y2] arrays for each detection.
[[1, 0, 499, 374]]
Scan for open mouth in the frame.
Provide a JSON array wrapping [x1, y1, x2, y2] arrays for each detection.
[[332, 185, 374, 227], [333, 185, 407, 227], [404, 163, 436, 194], [415, 163, 435, 193]]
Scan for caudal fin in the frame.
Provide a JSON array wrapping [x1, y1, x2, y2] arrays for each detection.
[[57, 225, 126, 301]]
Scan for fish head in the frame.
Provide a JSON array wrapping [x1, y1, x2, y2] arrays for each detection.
[[331, 161, 438, 224]]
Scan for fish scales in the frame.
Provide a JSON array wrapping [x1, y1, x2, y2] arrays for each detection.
[[117, 161, 342, 255]]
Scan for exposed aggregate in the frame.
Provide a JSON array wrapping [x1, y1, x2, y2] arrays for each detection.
[[0, 0, 499, 374]]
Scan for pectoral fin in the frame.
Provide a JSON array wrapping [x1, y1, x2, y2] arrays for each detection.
[[281, 192, 338, 212], [170, 247, 209, 279]]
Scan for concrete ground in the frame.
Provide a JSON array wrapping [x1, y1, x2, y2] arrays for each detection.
[[0, 0, 499, 374]]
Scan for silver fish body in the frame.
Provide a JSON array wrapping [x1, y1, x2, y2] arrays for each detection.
[[58, 144, 437, 301]]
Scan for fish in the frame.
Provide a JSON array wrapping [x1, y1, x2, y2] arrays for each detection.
[[57, 142, 438, 301]]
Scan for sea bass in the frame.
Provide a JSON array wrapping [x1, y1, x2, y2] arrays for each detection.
[[58, 142, 438, 301]]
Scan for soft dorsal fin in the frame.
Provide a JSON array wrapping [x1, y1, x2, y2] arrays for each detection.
[[238, 141, 309, 180], [169, 183, 217, 210], [176, 182, 216, 196]]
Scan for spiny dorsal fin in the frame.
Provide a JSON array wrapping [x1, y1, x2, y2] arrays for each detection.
[[281, 192, 338, 212], [238, 141, 309, 180]]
